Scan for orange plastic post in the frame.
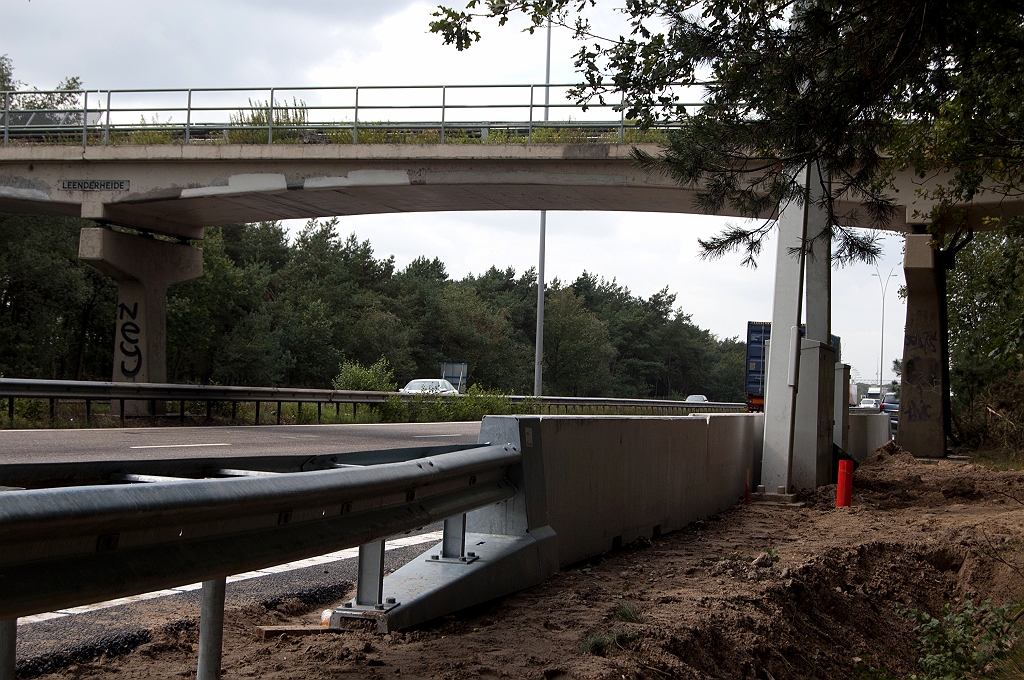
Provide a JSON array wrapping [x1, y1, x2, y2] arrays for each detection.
[[836, 459, 853, 508]]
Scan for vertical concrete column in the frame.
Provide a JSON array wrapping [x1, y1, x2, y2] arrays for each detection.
[[792, 170, 836, 489], [897, 234, 947, 457], [761, 167, 810, 494], [793, 340, 836, 489], [78, 228, 202, 416]]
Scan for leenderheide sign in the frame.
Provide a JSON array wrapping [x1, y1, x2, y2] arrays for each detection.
[[59, 180, 130, 191]]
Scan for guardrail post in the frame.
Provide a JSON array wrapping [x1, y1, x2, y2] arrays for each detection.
[[3, 91, 9, 147], [440, 86, 446, 144], [255, 401, 260, 425], [0, 618, 15, 680], [196, 577, 226, 680], [353, 87, 359, 144], [119, 399, 125, 427], [297, 401, 302, 423], [528, 86, 534, 143], [81, 91, 88, 147], [231, 401, 237, 422], [267, 88, 274, 145], [49, 398, 54, 422], [185, 89, 192, 144], [206, 400, 212, 422], [85, 398, 91, 425], [317, 402, 321, 423], [179, 400, 185, 423], [276, 401, 281, 425], [335, 403, 340, 418], [442, 514, 467, 559], [356, 541, 386, 608], [103, 91, 111, 146]]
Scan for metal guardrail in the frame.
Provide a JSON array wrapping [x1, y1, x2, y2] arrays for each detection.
[[0, 378, 746, 426], [0, 442, 520, 677], [0, 83, 699, 147]]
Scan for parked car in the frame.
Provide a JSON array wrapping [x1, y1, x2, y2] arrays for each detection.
[[398, 379, 458, 395], [859, 398, 879, 408], [685, 394, 709, 403], [880, 392, 899, 422]]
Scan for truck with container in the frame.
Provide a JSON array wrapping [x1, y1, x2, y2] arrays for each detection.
[[743, 321, 840, 412]]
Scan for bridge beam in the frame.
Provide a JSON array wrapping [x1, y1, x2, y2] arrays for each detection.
[[896, 234, 949, 457], [78, 227, 202, 416]]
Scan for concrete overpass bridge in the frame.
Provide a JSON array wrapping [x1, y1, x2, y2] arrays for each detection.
[[0, 83, 1008, 493]]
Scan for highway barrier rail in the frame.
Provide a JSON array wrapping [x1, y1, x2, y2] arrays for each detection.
[[0, 82, 700, 147], [0, 441, 523, 678], [0, 377, 746, 427]]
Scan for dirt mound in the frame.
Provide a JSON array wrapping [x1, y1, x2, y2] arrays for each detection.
[[31, 454, 1024, 680]]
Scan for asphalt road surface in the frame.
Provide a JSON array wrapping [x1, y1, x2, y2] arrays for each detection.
[[0, 421, 483, 464]]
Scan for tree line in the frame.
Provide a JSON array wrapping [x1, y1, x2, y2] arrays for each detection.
[[0, 213, 746, 401]]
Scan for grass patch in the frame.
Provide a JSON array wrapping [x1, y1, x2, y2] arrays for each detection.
[[578, 629, 643, 657], [611, 603, 645, 624]]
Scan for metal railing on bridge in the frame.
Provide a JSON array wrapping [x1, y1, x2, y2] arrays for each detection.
[[0, 83, 700, 147], [0, 378, 745, 427]]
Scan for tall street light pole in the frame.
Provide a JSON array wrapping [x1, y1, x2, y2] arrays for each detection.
[[872, 267, 899, 394], [533, 15, 552, 397]]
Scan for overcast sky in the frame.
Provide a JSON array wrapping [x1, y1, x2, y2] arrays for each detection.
[[2, 0, 906, 388]]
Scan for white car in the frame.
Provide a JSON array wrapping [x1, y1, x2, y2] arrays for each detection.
[[399, 379, 458, 395], [684, 394, 709, 403], [859, 398, 879, 408]]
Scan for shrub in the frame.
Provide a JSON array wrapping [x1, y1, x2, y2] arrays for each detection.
[[900, 599, 1020, 680], [332, 357, 397, 392]]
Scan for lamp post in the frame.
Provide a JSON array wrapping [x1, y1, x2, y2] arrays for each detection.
[[533, 15, 552, 397], [872, 267, 899, 395]]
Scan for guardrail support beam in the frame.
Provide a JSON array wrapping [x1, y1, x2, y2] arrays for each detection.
[[442, 514, 467, 558], [196, 577, 226, 680], [78, 228, 202, 417], [356, 540, 386, 607]]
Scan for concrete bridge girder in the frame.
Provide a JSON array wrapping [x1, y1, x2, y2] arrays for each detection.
[[0, 143, 978, 459]]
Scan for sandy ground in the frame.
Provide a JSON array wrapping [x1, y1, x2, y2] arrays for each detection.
[[33, 443, 1024, 679]]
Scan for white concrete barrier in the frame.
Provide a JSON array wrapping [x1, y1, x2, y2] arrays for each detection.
[[478, 414, 763, 567], [847, 412, 892, 461]]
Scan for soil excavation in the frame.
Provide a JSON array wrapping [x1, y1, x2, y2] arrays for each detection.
[[32, 443, 1024, 679]]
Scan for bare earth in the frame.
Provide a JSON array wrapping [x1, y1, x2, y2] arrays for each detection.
[[35, 443, 1024, 679]]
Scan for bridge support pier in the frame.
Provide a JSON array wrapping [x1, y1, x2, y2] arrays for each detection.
[[78, 228, 202, 416], [896, 234, 949, 457], [762, 165, 836, 493]]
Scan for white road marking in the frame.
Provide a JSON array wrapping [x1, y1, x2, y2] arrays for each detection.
[[412, 434, 465, 438], [128, 443, 231, 449], [18, 531, 444, 625]]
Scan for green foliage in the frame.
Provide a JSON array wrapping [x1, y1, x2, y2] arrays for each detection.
[[2, 214, 745, 404], [333, 357, 397, 392], [430, 0, 1024, 267], [899, 599, 1019, 680], [228, 98, 309, 144], [947, 230, 1024, 451]]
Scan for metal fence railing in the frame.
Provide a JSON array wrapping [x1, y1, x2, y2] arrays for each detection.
[[0, 442, 520, 677], [0, 83, 701, 147], [0, 378, 746, 427]]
